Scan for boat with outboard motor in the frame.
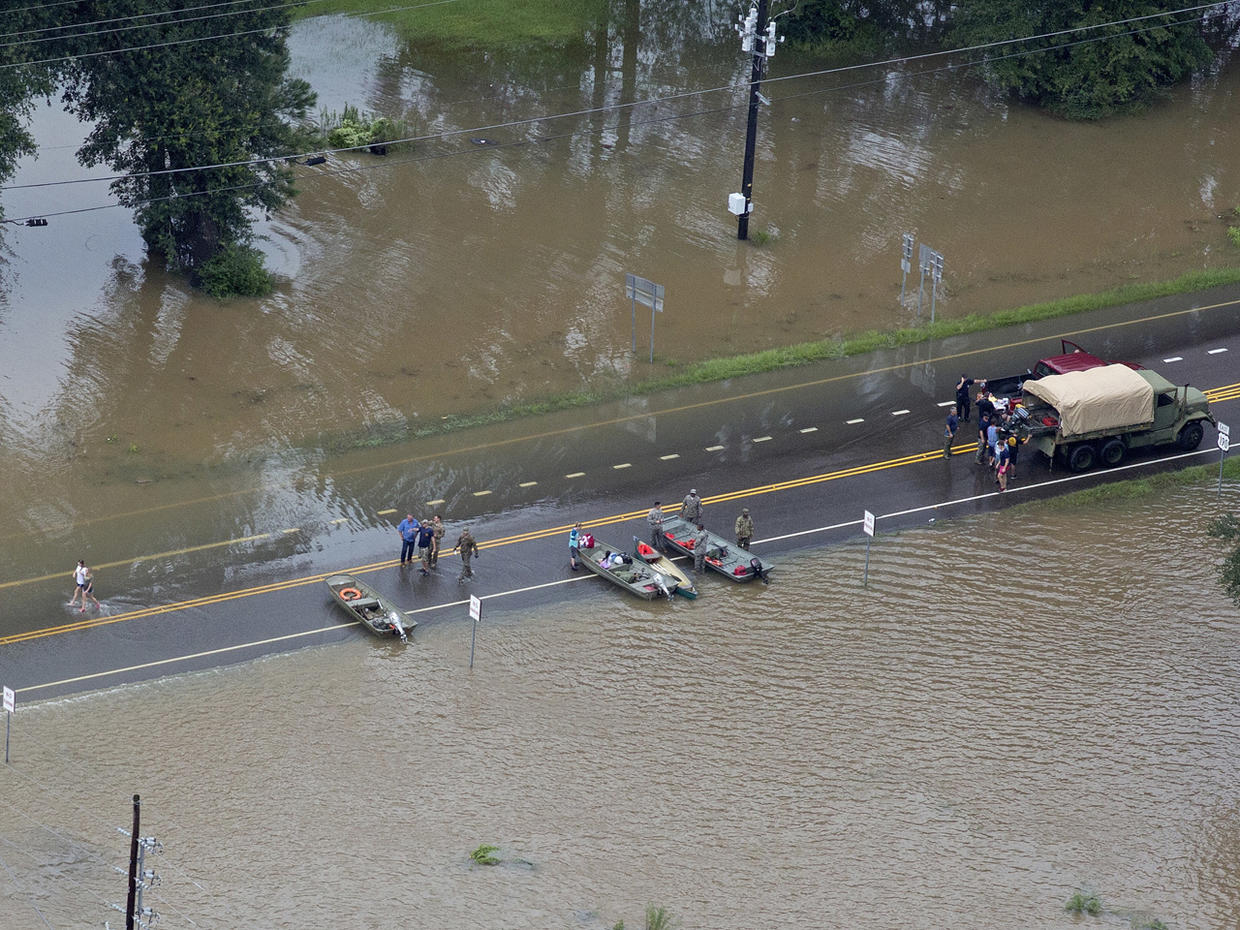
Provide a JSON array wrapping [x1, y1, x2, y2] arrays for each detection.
[[325, 573, 415, 642], [632, 537, 698, 599], [576, 535, 680, 600], [660, 516, 773, 583]]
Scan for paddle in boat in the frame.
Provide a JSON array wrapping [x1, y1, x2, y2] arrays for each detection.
[[576, 535, 679, 600], [632, 537, 698, 599], [660, 515, 774, 584], [325, 573, 415, 642]]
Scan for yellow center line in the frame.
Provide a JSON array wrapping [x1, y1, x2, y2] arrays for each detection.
[[7, 301, 1237, 537], [4, 376, 1235, 647]]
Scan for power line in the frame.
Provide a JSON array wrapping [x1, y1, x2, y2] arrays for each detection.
[[0, 0, 465, 69], [0, 0, 1223, 196], [0, 849, 55, 930], [0, 0, 313, 44]]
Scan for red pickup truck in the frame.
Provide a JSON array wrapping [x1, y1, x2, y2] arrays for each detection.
[[982, 340, 1141, 406]]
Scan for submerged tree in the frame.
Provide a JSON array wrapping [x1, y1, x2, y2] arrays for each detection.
[[1207, 513, 1240, 608], [950, 0, 1217, 119], [58, 0, 316, 293]]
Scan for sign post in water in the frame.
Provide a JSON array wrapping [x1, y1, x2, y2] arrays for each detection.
[[468, 595, 482, 669], [3, 686, 14, 764], [1218, 421, 1230, 498], [862, 510, 875, 587]]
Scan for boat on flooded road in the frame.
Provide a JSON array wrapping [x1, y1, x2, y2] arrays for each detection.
[[576, 536, 679, 600], [660, 516, 773, 584], [325, 574, 414, 642]]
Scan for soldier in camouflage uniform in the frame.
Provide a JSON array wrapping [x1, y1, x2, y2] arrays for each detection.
[[681, 489, 703, 525], [453, 527, 480, 583], [734, 508, 754, 550], [429, 514, 445, 568]]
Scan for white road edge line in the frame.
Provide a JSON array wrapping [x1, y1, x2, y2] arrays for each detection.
[[21, 449, 1217, 697]]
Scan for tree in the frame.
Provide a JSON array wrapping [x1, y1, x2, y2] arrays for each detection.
[[950, 0, 1217, 119], [0, 8, 57, 197], [58, 0, 315, 290], [782, 0, 953, 56], [1207, 513, 1240, 608]]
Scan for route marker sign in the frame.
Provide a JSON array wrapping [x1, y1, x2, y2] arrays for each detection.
[[1219, 421, 1230, 452], [468, 595, 482, 669]]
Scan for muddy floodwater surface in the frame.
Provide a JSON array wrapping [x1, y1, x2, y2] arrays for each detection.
[[1, 489, 1238, 928], [1, 14, 1239, 547]]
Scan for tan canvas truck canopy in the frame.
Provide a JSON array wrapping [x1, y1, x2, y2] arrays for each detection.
[[1022, 364, 1155, 437]]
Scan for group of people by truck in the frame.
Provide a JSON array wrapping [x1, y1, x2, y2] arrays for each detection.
[[943, 342, 1215, 478]]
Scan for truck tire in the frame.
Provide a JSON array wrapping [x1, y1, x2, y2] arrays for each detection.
[[1100, 439, 1126, 467], [1068, 443, 1096, 472], [1177, 421, 1204, 451]]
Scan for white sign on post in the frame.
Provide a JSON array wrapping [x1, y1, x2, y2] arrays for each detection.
[[1218, 421, 1230, 452], [3, 687, 13, 714], [469, 594, 482, 622], [863, 510, 875, 537]]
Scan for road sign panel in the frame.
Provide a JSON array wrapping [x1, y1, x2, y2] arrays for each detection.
[[469, 594, 482, 622], [3, 687, 14, 714], [863, 510, 875, 537]]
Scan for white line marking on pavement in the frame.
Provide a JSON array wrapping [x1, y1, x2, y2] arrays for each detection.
[[705, 445, 724, 452], [660, 453, 680, 460], [518, 481, 538, 488], [613, 463, 631, 469], [846, 418, 864, 425], [472, 490, 492, 497], [1208, 347, 1228, 354], [1163, 356, 1183, 363], [753, 436, 772, 443], [565, 471, 585, 478], [799, 427, 818, 434], [892, 410, 910, 416], [937, 401, 955, 407]]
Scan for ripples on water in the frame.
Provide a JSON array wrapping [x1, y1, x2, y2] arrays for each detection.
[[1, 489, 1238, 928]]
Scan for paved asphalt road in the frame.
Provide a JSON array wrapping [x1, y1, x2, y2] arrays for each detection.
[[3, 285, 1238, 701]]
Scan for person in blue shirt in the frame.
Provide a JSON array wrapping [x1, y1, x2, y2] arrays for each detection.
[[397, 514, 420, 565], [416, 522, 435, 575]]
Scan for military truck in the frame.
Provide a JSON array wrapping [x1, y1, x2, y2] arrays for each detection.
[[1011, 364, 1215, 472]]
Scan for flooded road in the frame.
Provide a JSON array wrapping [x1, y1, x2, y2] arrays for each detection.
[[2, 488, 1237, 928], [1, 13, 1239, 559]]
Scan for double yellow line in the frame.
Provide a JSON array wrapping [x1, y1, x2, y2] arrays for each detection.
[[4, 380, 1236, 648]]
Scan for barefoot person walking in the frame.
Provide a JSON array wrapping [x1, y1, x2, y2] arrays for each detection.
[[69, 559, 101, 612]]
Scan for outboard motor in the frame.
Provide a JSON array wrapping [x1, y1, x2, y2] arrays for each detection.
[[749, 557, 771, 585]]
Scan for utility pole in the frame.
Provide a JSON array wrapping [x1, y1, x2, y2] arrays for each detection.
[[730, 0, 780, 240], [114, 795, 161, 930]]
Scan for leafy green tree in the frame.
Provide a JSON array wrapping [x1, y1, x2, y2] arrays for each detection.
[[782, 0, 952, 56], [59, 0, 315, 290], [0, 7, 57, 197], [1207, 513, 1240, 608], [951, 0, 1217, 119]]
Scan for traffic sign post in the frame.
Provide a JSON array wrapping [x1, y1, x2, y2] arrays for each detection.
[[468, 595, 482, 669], [899, 233, 913, 306], [1218, 422, 1230, 498], [3, 686, 14, 764], [862, 510, 875, 587], [624, 273, 665, 364]]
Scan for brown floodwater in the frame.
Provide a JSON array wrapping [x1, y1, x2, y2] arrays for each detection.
[[1, 488, 1237, 928], [1, 14, 1239, 550]]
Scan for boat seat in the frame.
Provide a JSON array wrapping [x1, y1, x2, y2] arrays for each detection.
[[351, 597, 382, 610]]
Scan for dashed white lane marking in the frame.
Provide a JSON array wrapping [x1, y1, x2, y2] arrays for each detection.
[[705, 445, 725, 452], [377, 508, 397, 515], [282, 528, 299, 534], [518, 481, 538, 488], [753, 436, 772, 443], [565, 471, 586, 478], [613, 463, 632, 469], [846, 418, 864, 425], [426, 498, 446, 506], [330, 518, 348, 524], [799, 427, 818, 434], [892, 409, 911, 416], [1163, 356, 1183, 363], [937, 400, 955, 407], [1208, 347, 1228, 354], [472, 490, 492, 497], [660, 453, 680, 460]]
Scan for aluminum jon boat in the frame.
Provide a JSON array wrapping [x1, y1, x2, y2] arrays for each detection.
[[659, 516, 773, 583], [577, 536, 679, 600], [325, 573, 415, 642]]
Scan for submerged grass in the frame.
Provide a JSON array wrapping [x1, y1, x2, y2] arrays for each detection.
[[300, 0, 608, 49], [1008, 456, 1239, 514], [317, 267, 1240, 453]]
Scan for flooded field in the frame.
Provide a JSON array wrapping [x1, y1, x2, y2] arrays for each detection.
[[2, 487, 1237, 928], [1, 14, 1239, 551]]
